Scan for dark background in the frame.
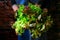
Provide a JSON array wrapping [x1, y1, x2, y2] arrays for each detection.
[[0, 0, 60, 40]]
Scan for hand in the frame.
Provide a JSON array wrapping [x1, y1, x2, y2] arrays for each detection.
[[12, 4, 18, 12]]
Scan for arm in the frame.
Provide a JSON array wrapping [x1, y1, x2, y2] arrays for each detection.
[[11, 0, 18, 12]]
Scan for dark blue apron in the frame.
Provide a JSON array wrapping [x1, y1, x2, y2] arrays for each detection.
[[18, 29, 31, 40]]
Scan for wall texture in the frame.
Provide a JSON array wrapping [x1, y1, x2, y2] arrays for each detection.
[[0, 0, 17, 40]]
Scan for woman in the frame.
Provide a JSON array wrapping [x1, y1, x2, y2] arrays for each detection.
[[11, 0, 40, 40]]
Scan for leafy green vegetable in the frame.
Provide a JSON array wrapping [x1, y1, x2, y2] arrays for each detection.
[[12, 3, 53, 38]]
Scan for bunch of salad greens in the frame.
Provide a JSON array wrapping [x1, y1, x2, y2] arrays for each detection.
[[12, 3, 53, 38]]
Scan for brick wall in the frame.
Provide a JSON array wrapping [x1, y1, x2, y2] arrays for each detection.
[[0, 1, 17, 40]]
